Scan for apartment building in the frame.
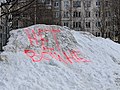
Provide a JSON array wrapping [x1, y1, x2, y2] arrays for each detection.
[[61, 0, 94, 31], [0, 0, 117, 40], [52, 0, 61, 25], [61, 0, 115, 38]]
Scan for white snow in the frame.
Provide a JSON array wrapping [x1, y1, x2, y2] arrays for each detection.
[[0, 24, 120, 90]]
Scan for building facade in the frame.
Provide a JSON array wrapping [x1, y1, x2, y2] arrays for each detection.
[[60, 0, 115, 39], [52, 0, 61, 25]]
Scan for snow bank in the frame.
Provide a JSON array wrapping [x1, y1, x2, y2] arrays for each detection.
[[0, 24, 120, 90]]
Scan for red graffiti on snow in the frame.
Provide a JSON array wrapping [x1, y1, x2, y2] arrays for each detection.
[[24, 28, 90, 64]]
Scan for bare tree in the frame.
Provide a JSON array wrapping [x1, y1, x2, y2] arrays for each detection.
[[81, 0, 86, 31], [96, 0, 120, 40], [111, 0, 120, 42], [96, 0, 106, 38], [0, 0, 54, 51]]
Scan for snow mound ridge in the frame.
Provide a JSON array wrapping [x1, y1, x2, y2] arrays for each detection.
[[3, 24, 77, 52], [2, 24, 90, 63], [0, 24, 120, 90]]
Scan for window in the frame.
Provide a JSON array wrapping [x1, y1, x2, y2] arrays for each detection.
[[86, 11, 91, 18], [96, 21, 101, 27], [54, 1, 59, 7], [96, 32, 101, 36], [64, 1, 69, 8], [0, 26, 2, 29], [79, 22, 81, 28], [73, 12, 77, 17], [79, 12, 81, 17], [96, 0, 100, 6], [63, 11, 69, 18], [98, 32, 100, 36], [73, 22, 81, 28], [105, 1, 109, 7], [86, 22, 91, 28], [55, 12, 59, 18], [73, 11, 81, 17], [73, 22, 75, 28], [64, 22, 69, 27], [73, 1, 81, 7], [96, 32, 97, 36], [96, 11, 100, 17]]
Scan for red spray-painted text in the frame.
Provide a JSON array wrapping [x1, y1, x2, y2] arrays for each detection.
[[24, 28, 90, 64]]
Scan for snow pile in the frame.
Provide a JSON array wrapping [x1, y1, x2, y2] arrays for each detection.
[[0, 24, 120, 90], [3, 25, 77, 52]]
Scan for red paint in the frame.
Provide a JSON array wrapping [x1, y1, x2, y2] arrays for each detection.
[[51, 52, 68, 64], [38, 29, 61, 51], [24, 49, 68, 64], [24, 49, 50, 62], [50, 29, 61, 51], [69, 50, 90, 62], [24, 49, 90, 64], [62, 50, 90, 63], [24, 28, 90, 64], [25, 29, 39, 46], [62, 51, 73, 64], [25, 28, 61, 50]]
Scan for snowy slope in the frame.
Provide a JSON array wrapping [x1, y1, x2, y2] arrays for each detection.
[[0, 24, 120, 90]]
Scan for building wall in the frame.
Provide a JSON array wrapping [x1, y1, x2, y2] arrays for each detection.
[[0, 0, 117, 40], [60, 0, 114, 38], [52, 0, 61, 25]]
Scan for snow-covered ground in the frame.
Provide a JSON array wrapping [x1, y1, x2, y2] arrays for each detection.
[[0, 24, 120, 90]]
